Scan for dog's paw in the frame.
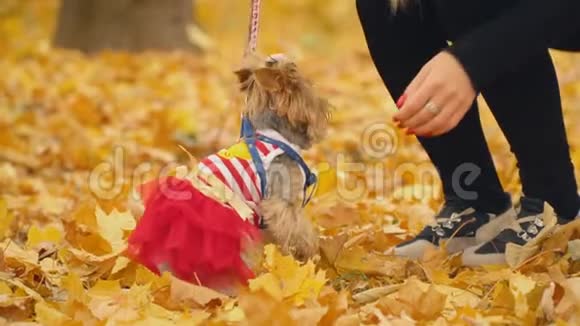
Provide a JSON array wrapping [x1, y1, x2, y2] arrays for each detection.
[[290, 226, 320, 261], [260, 198, 320, 262], [278, 215, 319, 261]]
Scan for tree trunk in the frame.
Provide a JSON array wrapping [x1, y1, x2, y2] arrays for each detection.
[[53, 0, 198, 53]]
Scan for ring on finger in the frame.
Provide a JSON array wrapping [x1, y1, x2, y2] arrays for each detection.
[[424, 101, 441, 115]]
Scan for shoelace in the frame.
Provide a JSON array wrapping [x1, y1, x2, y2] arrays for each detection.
[[515, 215, 545, 241], [431, 212, 463, 237]]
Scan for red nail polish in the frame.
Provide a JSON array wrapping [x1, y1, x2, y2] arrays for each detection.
[[396, 94, 407, 109], [406, 129, 415, 135]]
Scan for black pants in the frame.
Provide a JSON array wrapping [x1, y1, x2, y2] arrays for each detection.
[[356, 0, 580, 219]]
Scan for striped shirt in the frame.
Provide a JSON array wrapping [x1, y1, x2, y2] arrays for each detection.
[[197, 129, 302, 224]]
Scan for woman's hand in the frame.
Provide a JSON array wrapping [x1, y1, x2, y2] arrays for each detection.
[[393, 51, 477, 137]]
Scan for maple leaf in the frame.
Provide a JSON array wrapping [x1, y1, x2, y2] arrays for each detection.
[[61, 272, 85, 304], [169, 276, 226, 307], [249, 244, 327, 306], [86, 280, 151, 322], [1, 240, 39, 274], [35, 301, 72, 325], [509, 273, 537, 319], [26, 224, 63, 249], [95, 206, 136, 253]]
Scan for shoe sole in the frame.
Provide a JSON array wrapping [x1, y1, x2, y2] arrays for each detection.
[[446, 237, 478, 254], [393, 240, 437, 259], [462, 244, 506, 266], [395, 237, 478, 258]]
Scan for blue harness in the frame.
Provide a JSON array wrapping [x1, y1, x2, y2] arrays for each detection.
[[240, 116, 317, 222]]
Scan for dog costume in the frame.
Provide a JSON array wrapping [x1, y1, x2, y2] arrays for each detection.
[[127, 117, 317, 286]]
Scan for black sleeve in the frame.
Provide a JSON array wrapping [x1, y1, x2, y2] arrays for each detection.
[[446, 0, 580, 90]]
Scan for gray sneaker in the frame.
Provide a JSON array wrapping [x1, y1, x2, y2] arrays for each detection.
[[394, 197, 515, 259], [462, 197, 560, 266]]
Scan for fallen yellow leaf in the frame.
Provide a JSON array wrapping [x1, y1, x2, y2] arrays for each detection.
[[95, 206, 136, 253], [26, 224, 63, 248], [35, 301, 71, 326]]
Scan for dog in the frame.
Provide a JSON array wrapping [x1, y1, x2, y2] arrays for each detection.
[[234, 53, 330, 260], [127, 54, 330, 289]]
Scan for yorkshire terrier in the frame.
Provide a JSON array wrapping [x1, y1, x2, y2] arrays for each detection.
[[234, 53, 330, 260], [128, 53, 330, 288]]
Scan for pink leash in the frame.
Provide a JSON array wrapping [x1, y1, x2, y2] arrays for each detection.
[[244, 0, 262, 56], [240, 0, 262, 124]]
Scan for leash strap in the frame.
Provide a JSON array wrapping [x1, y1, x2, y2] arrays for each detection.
[[244, 0, 262, 56], [244, 141, 268, 199], [240, 117, 317, 208], [240, 0, 261, 138], [240, 117, 267, 228], [256, 135, 318, 206]]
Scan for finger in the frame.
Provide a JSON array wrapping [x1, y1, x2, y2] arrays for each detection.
[[394, 73, 438, 122], [430, 98, 472, 136], [432, 107, 465, 136], [399, 91, 452, 130], [412, 102, 456, 137], [405, 64, 431, 95], [395, 65, 431, 110]]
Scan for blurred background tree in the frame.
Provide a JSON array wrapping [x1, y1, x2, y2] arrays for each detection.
[[1, 0, 359, 59], [53, 0, 199, 53]]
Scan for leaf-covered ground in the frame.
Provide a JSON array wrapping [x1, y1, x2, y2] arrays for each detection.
[[2, 1, 580, 325]]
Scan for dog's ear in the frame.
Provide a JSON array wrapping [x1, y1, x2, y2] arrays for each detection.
[[235, 54, 262, 84], [234, 68, 252, 84], [254, 67, 283, 91]]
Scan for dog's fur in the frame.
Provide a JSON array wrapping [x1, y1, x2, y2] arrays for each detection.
[[235, 54, 330, 261]]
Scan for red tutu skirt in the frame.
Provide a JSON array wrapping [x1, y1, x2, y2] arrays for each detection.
[[127, 176, 261, 287]]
